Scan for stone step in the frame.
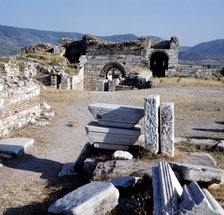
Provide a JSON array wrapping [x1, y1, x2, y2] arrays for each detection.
[[48, 181, 119, 215], [85, 121, 141, 147], [0, 138, 34, 156], [152, 161, 183, 215], [179, 181, 224, 215], [88, 103, 144, 128]]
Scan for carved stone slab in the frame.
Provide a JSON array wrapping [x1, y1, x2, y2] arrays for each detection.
[[85, 121, 141, 146], [160, 102, 174, 157], [144, 95, 160, 153], [88, 103, 144, 128]]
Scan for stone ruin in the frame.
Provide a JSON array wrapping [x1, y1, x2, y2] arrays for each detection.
[[0, 76, 41, 137], [60, 34, 179, 91], [2, 34, 220, 92], [50, 95, 224, 215]]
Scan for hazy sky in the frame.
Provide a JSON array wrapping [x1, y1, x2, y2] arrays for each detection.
[[0, 0, 223, 46]]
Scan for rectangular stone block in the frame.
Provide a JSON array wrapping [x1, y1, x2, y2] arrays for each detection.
[[94, 143, 129, 151], [48, 181, 119, 215], [169, 162, 224, 184], [0, 138, 34, 155], [160, 102, 174, 157], [85, 121, 141, 146], [144, 95, 160, 153], [88, 103, 144, 128]]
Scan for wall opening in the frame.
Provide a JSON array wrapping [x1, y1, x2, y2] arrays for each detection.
[[100, 62, 126, 79], [100, 62, 126, 91], [150, 52, 168, 77]]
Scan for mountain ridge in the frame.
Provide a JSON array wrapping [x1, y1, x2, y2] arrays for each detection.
[[0, 24, 223, 61]]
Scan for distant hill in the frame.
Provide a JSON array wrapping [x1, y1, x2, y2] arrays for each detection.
[[0, 24, 223, 61], [179, 39, 224, 61], [0, 25, 161, 56]]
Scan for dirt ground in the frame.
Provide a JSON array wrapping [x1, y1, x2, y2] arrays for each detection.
[[0, 80, 224, 214]]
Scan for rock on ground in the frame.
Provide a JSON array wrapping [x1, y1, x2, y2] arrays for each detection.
[[48, 181, 119, 215], [112, 150, 133, 160]]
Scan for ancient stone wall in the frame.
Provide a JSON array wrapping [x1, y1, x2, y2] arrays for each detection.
[[61, 34, 180, 91], [166, 65, 222, 80], [0, 77, 41, 137]]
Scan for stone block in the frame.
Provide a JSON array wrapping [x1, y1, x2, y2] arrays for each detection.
[[160, 102, 174, 157], [0, 138, 34, 155], [88, 103, 144, 128], [112, 150, 133, 160], [191, 152, 217, 166], [58, 162, 78, 177], [48, 181, 119, 215], [169, 162, 224, 184], [144, 95, 160, 153], [152, 161, 183, 215], [86, 121, 141, 147], [94, 143, 129, 151], [96, 79, 105, 91], [216, 140, 224, 151], [73, 142, 92, 172], [179, 181, 224, 215], [109, 176, 140, 189]]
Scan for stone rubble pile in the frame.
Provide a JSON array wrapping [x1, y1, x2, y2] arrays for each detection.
[[52, 97, 223, 215], [153, 161, 224, 215]]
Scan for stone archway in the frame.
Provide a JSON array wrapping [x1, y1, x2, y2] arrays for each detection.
[[150, 52, 168, 77], [100, 62, 126, 79]]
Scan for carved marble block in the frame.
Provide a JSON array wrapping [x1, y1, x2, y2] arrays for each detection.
[[144, 95, 160, 154], [160, 102, 174, 157]]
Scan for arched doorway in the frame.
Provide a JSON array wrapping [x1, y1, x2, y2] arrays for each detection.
[[100, 62, 126, 91], [150, 52, 168, 77], [100, 62, 126, 79]]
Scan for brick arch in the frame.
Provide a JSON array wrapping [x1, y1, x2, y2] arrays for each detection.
[[100, 62, 126, 78]]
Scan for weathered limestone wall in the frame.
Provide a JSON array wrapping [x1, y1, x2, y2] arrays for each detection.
[[84, 55, 148, 90], [0, 77, 41, 137], [166, 65, 222, 80], [50, 55, 86, 90], [61, 34, 180, 91]]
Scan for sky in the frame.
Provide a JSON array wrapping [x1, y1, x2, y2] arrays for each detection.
[[0, 0, 223, 46]]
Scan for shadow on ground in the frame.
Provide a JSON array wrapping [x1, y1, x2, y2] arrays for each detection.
[[2, 154, 86, 215]]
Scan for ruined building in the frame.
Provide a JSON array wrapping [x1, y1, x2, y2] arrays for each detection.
[[60, 34, 179, 90]]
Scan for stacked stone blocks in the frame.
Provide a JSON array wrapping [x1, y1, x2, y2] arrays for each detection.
[[0, 78, 41, 137]]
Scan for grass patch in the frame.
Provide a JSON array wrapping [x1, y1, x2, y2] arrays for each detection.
[[151, 77, 224, 88], [22, 52, 68, 67]]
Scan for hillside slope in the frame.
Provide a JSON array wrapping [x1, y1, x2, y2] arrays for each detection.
[[179, 39, 224, 61]]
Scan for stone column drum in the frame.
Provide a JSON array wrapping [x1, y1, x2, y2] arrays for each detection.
[[144, 95, 160, 154], [160, 102, 174, 157]]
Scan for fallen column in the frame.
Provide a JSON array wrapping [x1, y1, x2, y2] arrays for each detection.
[[179, 181, 224, 215], [144, 95, 160, 154], [152, 161, 183, 215], [160, 102, 174, 157]]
